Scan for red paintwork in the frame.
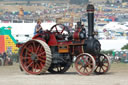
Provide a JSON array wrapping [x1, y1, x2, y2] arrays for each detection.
[[57, 40, 72, 45], [0, 35, 5, 53], [73, 28, 81, 39], [32, 34, 41, 39], [32, 34, 46, 42], [48, 33, 57, 46]]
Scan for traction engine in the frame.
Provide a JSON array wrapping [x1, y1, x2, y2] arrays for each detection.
[[17, 4, 110, 75]]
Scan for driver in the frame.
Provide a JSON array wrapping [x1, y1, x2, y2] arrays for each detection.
[[34, 19, 43, 35]]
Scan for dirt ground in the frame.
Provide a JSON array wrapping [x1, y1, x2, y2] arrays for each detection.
[[0, 63, 128, 85]]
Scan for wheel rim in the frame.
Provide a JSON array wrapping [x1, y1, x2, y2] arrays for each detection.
[[20, 40, 51, 75], [94, 54, 110, 74], [75, 53, 96, 75]]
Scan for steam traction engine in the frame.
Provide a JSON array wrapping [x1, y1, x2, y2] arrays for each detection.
[[17, 4, 110, 75]]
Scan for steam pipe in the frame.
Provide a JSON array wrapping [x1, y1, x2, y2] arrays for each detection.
[[87, 4, 95, 39]]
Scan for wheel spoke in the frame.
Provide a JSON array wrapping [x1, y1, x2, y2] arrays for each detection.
[[79, 65, 83, 71], [24, 46, 32, 53], [39, 46, 43, 52], [95, 66, 99, 71], [59, 66, 62, 71], [101, 67, 105, 72], [32, 42, 36, 52], [99, 67, 102, 72], [85, 68, 89, 73], [27, 52, 31, 56], [38, 56, 46, 60], [36, 44, 40, 54], [87, 65, 93, 69], [40, 62, 44, 68], [37, 51, 45, 57], [34, 64, 38, 72], [22, 57, 31, 60], [31, 63, 34, 72], [31, 45, 34, 53], [55, 26, 59, 33], [27, 59, 33, 64], [37, 63, 42, 70], [56, 66, 60, 72], [26, 62, 33, 69], [83, 67, 85, 73], [29, 44, 34, 53], [61, 26, 65, 33], [38, 57, 45, 63]]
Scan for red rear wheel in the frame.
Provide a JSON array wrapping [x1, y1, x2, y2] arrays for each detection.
[[19, 40, 52, 75], [75, 53, 96, 75]]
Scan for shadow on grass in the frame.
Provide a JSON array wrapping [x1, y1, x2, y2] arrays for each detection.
[[41, 72, 78, 75], [39, 71, 115, 76], [92, 72, 115, 76]]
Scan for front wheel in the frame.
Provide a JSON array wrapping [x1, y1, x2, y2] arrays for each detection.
[[75, 53, 96, 75]]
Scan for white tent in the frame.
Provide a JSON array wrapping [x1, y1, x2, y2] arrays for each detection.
[[103, 22, 128, 31]]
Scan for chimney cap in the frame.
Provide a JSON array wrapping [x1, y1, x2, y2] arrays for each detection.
[[87, 4, 95, 12]]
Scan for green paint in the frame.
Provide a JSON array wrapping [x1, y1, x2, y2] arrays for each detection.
[[0, 26, 17, 44]]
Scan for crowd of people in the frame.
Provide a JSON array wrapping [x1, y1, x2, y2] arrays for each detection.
[[0, 1, 127, 23], [0, 52, 13, 66]]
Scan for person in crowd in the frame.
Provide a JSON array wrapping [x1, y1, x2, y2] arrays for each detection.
[[0, 53, 2, 58], [3, 52, 6, 60], [2, 52, 7, 65]]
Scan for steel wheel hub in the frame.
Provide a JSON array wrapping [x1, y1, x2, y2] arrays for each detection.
[[31, 53, 37, 61]]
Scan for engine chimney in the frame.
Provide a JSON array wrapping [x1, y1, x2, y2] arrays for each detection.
[[87, 4, 94, 39], [83, 4, 101, 55]]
